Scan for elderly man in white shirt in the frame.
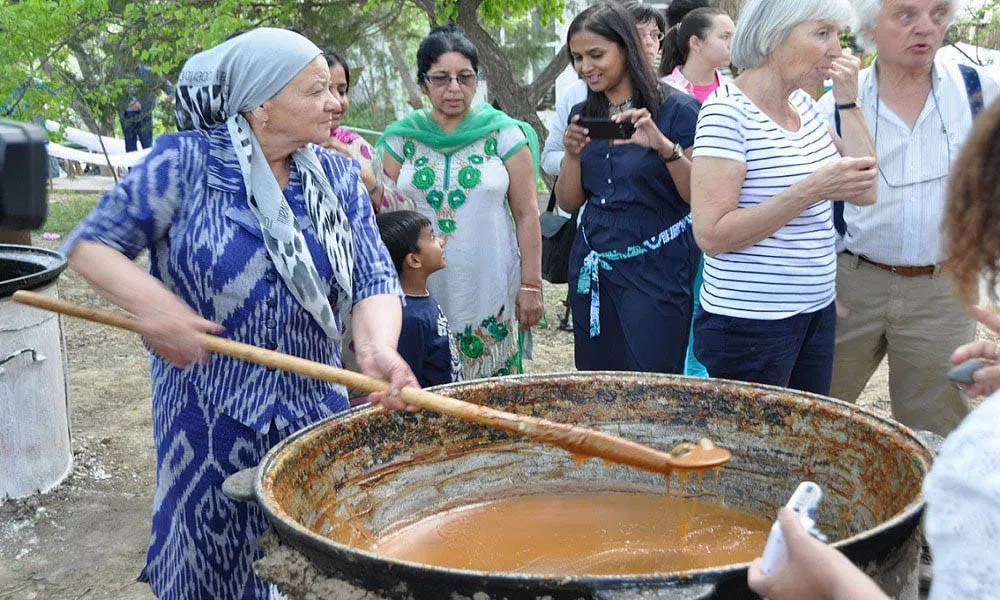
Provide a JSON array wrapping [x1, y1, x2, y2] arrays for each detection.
[[817, 0, 1000, 436]]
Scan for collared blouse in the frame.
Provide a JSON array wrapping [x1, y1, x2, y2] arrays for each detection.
[[815, 57, 1000, 265], [63, 126, 400, 432]]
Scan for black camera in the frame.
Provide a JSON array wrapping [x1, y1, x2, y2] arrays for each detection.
[[0, 120, 49, 231]]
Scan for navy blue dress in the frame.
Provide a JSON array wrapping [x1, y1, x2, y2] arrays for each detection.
[[568, 91, 701, 373]]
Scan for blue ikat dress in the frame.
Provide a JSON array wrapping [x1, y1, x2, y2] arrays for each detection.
[[62, 126, 400, 599]]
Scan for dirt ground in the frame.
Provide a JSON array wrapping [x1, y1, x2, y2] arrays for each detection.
[[0, 232, 957, 600]]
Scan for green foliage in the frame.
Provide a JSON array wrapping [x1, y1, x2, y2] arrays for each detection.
[[478, 0, 565, 28], [488, 12, 561, 80], [951, 0, 1000, 61], [44, 192, 100, 234], [3, 0, 567, 146], [1, 0, 278, 135]]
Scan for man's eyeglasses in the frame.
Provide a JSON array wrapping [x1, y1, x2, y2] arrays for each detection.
[[638, 29, 665, 42], [873, 78, 951, 188], [424, 73, 478, 88]]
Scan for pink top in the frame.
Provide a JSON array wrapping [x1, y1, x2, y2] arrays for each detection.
[[661, 67, 731, 103], [691, 82, 719, 103], [331, 126, 361, 145]]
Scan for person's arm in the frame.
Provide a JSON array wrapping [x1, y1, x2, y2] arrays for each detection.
[[747, 508, 890, 600], [504, 144, 544, 330], [62, 133, 222, 367], [613, 97, 699, 203], [828, 49, 877, 207], [352, 295, 417, 408], [951, 306, 1000, 397], [541, 89, 578, 176], [69, 241, 223, 367], [691, 101, 877, 256], [554, 114, 590, 213], [692, 155, 877, 256], [335, 154, 418, 410], [382, 146, 403, 184]]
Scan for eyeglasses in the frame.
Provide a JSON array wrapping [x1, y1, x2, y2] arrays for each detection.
[[637, 28, 665, 42], [424, 73, 478, 88], [873, 77, 951, 188]]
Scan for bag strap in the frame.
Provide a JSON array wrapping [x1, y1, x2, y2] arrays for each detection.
[[833, 109, 847, 237], [958, 63, 984, 119], [546, 176, 559, 213]]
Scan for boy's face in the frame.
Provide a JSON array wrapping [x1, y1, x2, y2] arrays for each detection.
[[413, 225, 446, 273]]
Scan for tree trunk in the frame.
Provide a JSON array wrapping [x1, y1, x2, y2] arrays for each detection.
[[454, 0, 567, 145], [383, 25, 426, 110]]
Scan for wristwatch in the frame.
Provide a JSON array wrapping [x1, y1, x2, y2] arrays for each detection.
[[663, 142, 684, 163]]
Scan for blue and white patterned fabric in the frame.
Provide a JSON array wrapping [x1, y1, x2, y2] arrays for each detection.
[[62, 125, 400, 599]]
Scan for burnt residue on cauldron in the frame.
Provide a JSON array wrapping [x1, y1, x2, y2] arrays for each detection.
[[256, 373, 933, 600], [0, 258, 43, 280], [0, 245, 69, 298]]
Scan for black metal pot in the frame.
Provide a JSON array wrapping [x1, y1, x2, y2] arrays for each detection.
[[0, 244, 67, 298], [224, 373, 933, 599]]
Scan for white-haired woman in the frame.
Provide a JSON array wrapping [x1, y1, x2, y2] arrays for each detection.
[[63, 28, 416, 598], [689, 0, 878, 394]]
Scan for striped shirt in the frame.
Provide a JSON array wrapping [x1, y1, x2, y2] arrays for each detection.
[[693, 84, 839, 320], [815, 57, 1000, 265]]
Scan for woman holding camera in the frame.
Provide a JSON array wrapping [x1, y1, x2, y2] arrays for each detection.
[[556, 1, 701, 373]]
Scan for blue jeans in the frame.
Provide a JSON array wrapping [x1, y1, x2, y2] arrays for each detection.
[[120, 110, 153, 152], [693, 302, 836, 395]]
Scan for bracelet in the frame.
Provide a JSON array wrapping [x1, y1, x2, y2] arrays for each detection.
[[367, 182, 382, 196], [520, 286, 542, 294], [661, 142, 683, 163], [521, 281, 542, 290], [836, 101, 859, 111]]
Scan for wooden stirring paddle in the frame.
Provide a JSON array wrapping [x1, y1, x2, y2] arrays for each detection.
[[13, 290, 731, 476]]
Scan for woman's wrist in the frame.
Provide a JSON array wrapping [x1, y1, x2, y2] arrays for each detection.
[[656, 135, 675, 158]]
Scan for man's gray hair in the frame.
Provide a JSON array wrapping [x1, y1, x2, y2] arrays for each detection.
[[853, 0, 968, 53], [730, 0, 855, 70]]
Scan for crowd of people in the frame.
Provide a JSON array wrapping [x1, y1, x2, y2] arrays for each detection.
[[57, 0, 1000, 597]]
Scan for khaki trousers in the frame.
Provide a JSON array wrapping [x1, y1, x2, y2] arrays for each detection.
[[830, 253, 975, 436]]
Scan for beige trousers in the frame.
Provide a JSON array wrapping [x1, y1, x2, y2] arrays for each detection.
[[830, 253, 975, 436]]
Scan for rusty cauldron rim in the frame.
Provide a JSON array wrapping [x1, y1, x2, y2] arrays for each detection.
[[247, 372, 935, 594]]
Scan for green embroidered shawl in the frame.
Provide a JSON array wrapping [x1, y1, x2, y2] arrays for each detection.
[[376, 104, 539, 176]]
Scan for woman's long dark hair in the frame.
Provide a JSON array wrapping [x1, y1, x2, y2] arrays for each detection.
[[659, 7, 727, 77], [322, 48, 351, 92], [566, 2, 665, 120]]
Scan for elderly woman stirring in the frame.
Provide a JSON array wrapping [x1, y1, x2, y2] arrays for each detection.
[[690, 0, 878, 394], [62, 29, 416, 599]]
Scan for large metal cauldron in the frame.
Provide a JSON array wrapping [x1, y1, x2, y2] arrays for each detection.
[[230, 373, 934, 599]]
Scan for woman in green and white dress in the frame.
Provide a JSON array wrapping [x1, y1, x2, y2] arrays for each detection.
[[378, 24, 543, 380]]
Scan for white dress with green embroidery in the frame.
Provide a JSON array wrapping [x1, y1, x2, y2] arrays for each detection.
[[385, 126, 527, 380]]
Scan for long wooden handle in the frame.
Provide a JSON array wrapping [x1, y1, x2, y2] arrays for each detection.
[[13, 290, 706, 474]]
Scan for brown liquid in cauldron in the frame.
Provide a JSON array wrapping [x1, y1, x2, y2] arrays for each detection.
[[366, 493, 770, 575]]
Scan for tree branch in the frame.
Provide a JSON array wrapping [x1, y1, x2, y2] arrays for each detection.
[[382, 26, 426, 110], [527, 43, 568, 105]]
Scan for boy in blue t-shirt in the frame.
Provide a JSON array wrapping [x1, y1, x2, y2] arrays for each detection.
[[376, 210, 462, 387]]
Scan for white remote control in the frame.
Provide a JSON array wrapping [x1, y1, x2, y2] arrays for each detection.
[[759, 481, 824, 575]]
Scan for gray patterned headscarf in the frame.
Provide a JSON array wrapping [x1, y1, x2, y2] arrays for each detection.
[[175, 28, 354, 341]]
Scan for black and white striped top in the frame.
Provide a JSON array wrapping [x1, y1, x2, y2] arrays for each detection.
[[693, 84, 839, 320]]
